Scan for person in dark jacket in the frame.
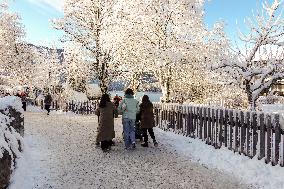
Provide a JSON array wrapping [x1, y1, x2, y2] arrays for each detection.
[[44, 93, 52, 115], [95, 94, 118, 152], [139, 95, 158, 147]]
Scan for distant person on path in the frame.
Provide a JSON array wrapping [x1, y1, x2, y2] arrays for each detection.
[[95, 94, 118, 152], [139, 95, 158, 147], [16, 91, 27, 111], [118, 88, 139, 149], [20, 92, 27, 111], [44, 93, 53, 115]]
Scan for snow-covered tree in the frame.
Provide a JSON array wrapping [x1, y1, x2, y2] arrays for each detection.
[[54, 0, 122, 94], [214, 0, 284, 110], [62, 43, 92, 93], [115, 0, 230, 102], [30, 45, 63, 96], [0, 2, 34, 88]]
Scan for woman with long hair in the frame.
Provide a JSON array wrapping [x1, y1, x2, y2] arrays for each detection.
[[95, 94, 118, 152], [139, 95, 158, 147]]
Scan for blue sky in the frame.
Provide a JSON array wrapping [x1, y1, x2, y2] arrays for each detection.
[[9, 0, 275, 47], [9, 0, 64, 47]]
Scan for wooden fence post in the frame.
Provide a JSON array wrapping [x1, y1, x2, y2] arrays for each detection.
[[211, 108, 216, 147], [193, 106, 197, 138], [229, 110, 234, 150], [281, 128, 284, 167], [198, 107, 203, 139], [218, 109, 224, 148], [265, 115, 272, 164], [224, 109, 228, 147], [240, 111, 245, 155], [258, 113, 265, 160], [234, 111, 239, 153], [252, 112, 258, 158], [246, 112, 251, 157], [272, 114, 281, 166], [87, 101, 89, 114], [214, 109, 218, 149], [203, 107, 207, 141], [207, 108, 212, 145], [190, 106, 195, 137]]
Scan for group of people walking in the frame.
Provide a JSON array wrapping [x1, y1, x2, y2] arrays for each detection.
[[95, 88, 158, 152]]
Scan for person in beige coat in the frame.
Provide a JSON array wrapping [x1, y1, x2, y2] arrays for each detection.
[[95, 94, 118, 152]]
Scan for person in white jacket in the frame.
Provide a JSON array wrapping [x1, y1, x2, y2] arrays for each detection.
[[118, 88, 139, 149]]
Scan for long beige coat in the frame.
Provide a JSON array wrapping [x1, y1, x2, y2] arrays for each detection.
[[95, 102, 117, 142]]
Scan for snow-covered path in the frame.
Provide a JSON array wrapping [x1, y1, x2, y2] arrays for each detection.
[[10, 112, 251, 189]]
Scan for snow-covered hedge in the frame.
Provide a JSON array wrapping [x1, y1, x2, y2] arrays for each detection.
[[257, 95, 284, 105], [0, 96, 24, 189]]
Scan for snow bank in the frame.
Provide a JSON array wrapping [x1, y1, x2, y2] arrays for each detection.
[[26, 105, 45, 113], [0, 96, 24, 188], [0, 96, 24, 114], [64, 90, 88, 102], [0, 113, 23, 160], [0, 98, 24, 188], [50, 110, 77, 116], [157, 128, 284, 189], [0, 96, 24, 158]]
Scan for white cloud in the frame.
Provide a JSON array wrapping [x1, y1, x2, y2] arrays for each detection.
[[27, 0, 64, 12]]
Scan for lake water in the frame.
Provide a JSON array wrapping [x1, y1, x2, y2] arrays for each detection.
[[109, 91, 162, 102]]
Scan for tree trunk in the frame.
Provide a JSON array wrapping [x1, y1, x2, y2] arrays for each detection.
[[161, 67, 172, 103], [165, 77, 171, 102], [129, 72, 141, 93], [99, 80, 108, 94], [245, 82, 256, 111]]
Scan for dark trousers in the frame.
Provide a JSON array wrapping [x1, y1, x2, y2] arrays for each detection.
[[22, 102, 26, 111], [45, 105, 51, 113], [101, 140, 112, 150], [142, 128, 156, 143]]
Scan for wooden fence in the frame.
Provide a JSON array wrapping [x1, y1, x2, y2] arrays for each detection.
[[38, 100, 98, 114], [153, 103, 284, 167]]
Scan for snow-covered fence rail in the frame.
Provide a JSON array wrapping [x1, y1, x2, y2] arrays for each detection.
[[64, 101, 98, 114], [153, 103, 284, 167], [39, 100, 98, 114], [0, 96, 24, 188]]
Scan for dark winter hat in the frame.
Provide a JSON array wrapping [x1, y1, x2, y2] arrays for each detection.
[[142, 95, 150, 103], [125, 88, 134, 95]]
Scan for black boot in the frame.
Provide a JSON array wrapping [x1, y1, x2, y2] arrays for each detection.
[[153, 140, 158, 147], [141, 142, 148, 147]]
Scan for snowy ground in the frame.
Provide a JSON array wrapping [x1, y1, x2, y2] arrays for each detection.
[[8, 111, 252, 189]]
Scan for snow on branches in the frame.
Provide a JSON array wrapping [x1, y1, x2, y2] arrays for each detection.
[[53, 0, 229, 101], [214, 0, 284, 110], [29, 45, 64, 95], [113, 0, 229, 102], [0, 2, 33, 88], [53, 0, 122, 94]]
